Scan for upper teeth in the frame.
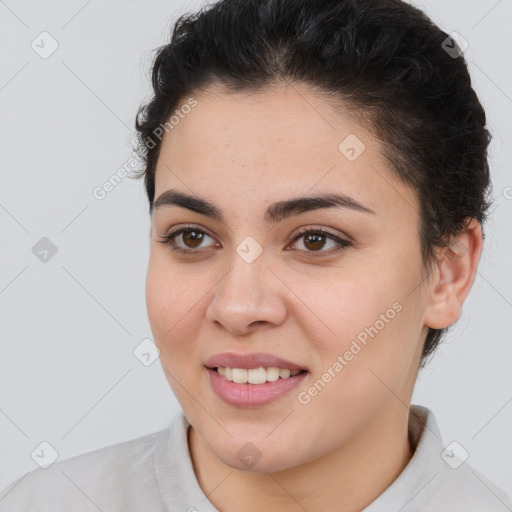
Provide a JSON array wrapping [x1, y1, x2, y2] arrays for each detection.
[[217, 367, 301, 384]]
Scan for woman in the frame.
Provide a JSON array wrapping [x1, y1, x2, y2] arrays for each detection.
[[1, 0, 510, 510]]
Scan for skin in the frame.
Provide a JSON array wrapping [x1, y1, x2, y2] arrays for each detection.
[[145, 82, 483, 512]]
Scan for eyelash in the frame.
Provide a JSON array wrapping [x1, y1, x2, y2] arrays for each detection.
[[157, 224, 351, 258]]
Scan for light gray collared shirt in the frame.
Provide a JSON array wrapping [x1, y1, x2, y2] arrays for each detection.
[[1, 404, 511, 511]]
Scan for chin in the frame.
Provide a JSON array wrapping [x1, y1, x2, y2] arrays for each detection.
[[203, 430, 307, 474], [219, 446, 301, 473]]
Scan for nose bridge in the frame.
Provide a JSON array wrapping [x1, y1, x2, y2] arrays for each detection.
[[205, 244, 286, 332]]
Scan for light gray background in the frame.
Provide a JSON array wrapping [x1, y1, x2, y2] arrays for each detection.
[[1, 0, 511, 498]]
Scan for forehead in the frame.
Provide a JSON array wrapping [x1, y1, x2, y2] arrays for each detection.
[[154, 83, 419, 221], [164, 82, 359, 154]]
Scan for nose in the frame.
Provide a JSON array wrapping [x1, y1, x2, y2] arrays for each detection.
[[205, 254, 287, 335]]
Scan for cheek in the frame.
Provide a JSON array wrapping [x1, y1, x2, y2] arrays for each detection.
[[145, 257, 202, 354], [297, 305, 421, 431], [145, 260, 208, 410], [310, 260, 424, 384], [308, 271, 397, 346]]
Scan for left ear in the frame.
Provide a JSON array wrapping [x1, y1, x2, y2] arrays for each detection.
[[423, 218, 483, 330]]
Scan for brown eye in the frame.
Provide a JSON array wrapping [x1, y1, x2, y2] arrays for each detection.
[[180, 230, 206, 249], [301, 232, 328, 251], [289, 227, 351, 257], [158, 227, 217, 254], [158, 225, 351, 258]]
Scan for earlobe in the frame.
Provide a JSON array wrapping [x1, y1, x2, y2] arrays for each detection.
[[423, 219, 483, 330]]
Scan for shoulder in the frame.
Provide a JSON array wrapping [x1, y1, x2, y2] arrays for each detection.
[[424, 461, 512, 511], [367, 405, 512, 512], [407, 405, 512, 511], [0, 427, 170, 512]]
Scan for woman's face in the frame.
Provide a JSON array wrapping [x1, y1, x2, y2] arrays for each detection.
[[146, 82, 431, 471]]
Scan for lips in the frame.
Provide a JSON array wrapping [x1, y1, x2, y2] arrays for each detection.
[[204, 352, 307, 372]]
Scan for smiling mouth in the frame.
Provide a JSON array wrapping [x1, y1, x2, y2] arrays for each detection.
[[212, 366, 308, 385]]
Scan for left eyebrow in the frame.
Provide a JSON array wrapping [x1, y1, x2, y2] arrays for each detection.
[[152, 189, 376, 222]]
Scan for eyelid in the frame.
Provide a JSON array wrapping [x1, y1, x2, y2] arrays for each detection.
[[290, 225, 350, 243], [163, 223, 216, 242]]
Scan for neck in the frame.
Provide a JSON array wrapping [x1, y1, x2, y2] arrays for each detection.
[[188, 402, 414, 512]]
